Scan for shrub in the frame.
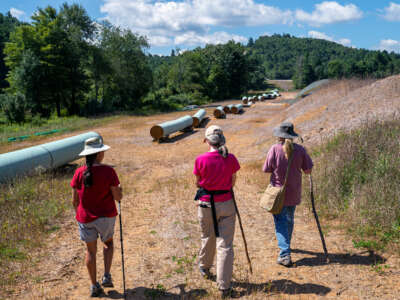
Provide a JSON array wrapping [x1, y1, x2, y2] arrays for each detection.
[[0, 93, 27, 124]]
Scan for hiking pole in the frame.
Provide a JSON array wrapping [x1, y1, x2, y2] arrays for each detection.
[[309, 174, 329, 263], [231, 189, 253, 274], [118, 201, 127, 300]]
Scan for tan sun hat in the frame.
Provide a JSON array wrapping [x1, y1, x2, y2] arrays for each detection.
[[79, 137, 110, 156], [205, 125, 223, 139]]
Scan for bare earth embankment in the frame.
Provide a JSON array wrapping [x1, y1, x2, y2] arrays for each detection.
[[3, 76, 400, 299]]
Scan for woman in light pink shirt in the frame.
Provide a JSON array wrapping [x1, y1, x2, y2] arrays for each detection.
[[263, 122, 313, 267], [194, 125, 240, 298]]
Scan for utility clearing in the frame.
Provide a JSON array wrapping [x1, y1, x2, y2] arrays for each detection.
[[4, 76, 400, 299]]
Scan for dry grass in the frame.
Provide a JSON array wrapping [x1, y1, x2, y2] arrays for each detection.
[[2, 78, 400, 299], [311, 119, 400, 253]]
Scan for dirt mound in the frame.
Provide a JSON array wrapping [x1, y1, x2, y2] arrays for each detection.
[[285, 76, 400, 144]]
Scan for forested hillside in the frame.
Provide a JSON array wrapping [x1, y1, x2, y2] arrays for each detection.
[[1, 5, 400, 124], [249, 34, 400, 88]]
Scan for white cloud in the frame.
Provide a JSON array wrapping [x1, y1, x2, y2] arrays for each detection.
[[100, 0, 294, 46], [378, 39, 400, 53], [174, 31, 247, 46], [308, 30, 351, 46], [296, 1, 363, 26], [382, 2, 400, 21], [10, 8, 25, 20]]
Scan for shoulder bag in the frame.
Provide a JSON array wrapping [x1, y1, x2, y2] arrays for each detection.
[[260, 152, 294, 214]]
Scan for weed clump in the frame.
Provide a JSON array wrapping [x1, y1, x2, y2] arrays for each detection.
[[312, 118, 400, 253]]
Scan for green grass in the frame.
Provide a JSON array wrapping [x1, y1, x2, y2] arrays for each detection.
[[311, 118, 400, 253], [0, 113, 122, 145], [0, 170, 72, 292]]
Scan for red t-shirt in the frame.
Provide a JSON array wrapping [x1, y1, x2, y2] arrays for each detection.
[[193, 151, 240, 202], [70, 164, 120, 223]]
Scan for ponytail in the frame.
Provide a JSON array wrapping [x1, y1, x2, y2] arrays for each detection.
[[218, 145, 229, 158], [283, 138, 294, 159], [83, 153, 97, 187]]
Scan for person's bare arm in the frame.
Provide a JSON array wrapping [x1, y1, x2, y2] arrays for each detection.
[[195, 175, 201, 188], [72, 189, 79, 211], [232, 173, 237, 187], [111, 185, 123, 202]]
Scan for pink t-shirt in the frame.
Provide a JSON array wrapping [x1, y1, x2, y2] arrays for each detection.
[[193, 151, 240, 202], [263, 143, 313, 206]]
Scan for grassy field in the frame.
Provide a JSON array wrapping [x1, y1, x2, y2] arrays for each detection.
[[0, 113, 122, 146], [311, 119, 400, 253]]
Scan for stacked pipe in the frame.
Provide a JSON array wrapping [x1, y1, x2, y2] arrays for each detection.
[[242, 96, 248, 104], [192, 109, 206, 127], [213, 106, 226, 118], [0, 131, 100, 183], [150, 115, 193, 141]]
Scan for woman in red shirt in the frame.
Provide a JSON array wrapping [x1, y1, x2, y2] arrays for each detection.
[[70, 137, 122, 297], [194, 125, 240, 298]]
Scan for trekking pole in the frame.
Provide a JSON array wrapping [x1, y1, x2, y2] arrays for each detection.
[[309, 174, 329, 263], [118, 201, 127, 300], [231, 189, 253, 274]]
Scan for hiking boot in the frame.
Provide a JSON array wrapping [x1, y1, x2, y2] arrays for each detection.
[[102, 273, 114, 287], [199, 267, 212, 279], [219, 288, 232, 298], [90, 282, 104, 297], [277, 255, 293, 267]]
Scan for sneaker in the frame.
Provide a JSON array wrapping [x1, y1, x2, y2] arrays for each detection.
[[102, 273, 114, 287], [90, 282, 104, 297], [277, 255, 293, 267], [199, 267, 212, 279], [219, 288, 232, 299]]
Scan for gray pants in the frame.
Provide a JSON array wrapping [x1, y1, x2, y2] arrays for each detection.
[[198, 199, 236, 290]]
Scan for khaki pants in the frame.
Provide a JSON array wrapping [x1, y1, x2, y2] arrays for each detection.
[[198, 199, 236, 290]]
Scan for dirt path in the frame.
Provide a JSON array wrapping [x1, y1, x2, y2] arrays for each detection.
[[8, 95, 400, 299]]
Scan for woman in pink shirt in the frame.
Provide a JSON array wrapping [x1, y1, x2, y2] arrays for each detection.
[[263, 123, 313, 267], [194, 125, 240, 298]]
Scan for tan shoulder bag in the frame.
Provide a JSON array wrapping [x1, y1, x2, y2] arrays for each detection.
[[260, 152, 294, 214]]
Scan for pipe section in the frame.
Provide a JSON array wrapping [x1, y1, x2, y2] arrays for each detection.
[[150, 115, 193, 140], [231, 104, 243, 114], [0, 131, 101, 182], [213, 106, 226, 118], [192, 109, 206, 127]]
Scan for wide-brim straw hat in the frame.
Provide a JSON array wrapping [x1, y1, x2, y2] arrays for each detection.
[[79, 137, 110, 156], [273, 122, 299, 139]]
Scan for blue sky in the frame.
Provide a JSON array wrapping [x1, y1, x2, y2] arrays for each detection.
[[1, 0, 400, 55]]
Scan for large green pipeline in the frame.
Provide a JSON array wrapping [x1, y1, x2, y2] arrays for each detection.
[[150, 115, 193, 140], [0, 131, 101, 183], [192, 109, 206, 127]]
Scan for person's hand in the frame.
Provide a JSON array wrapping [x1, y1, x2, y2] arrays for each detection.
[[195, 200, 200, 207]]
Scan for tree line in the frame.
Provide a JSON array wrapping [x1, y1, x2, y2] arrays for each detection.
[[1, 5, 400, 124], [248, 34, 400, 89]]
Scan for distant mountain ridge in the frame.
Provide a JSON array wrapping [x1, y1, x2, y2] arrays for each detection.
[[248, 34, 400, 87]]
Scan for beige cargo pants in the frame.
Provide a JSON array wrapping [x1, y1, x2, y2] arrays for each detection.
[[198, 199, 236, 290]]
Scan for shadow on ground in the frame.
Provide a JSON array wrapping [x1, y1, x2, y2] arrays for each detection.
[[198, 118, 211, 128], [292, 249, 386, 267], [159, 130, 199, 143], [232, 279, 331, 298], [103, 284, 207, 299]]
